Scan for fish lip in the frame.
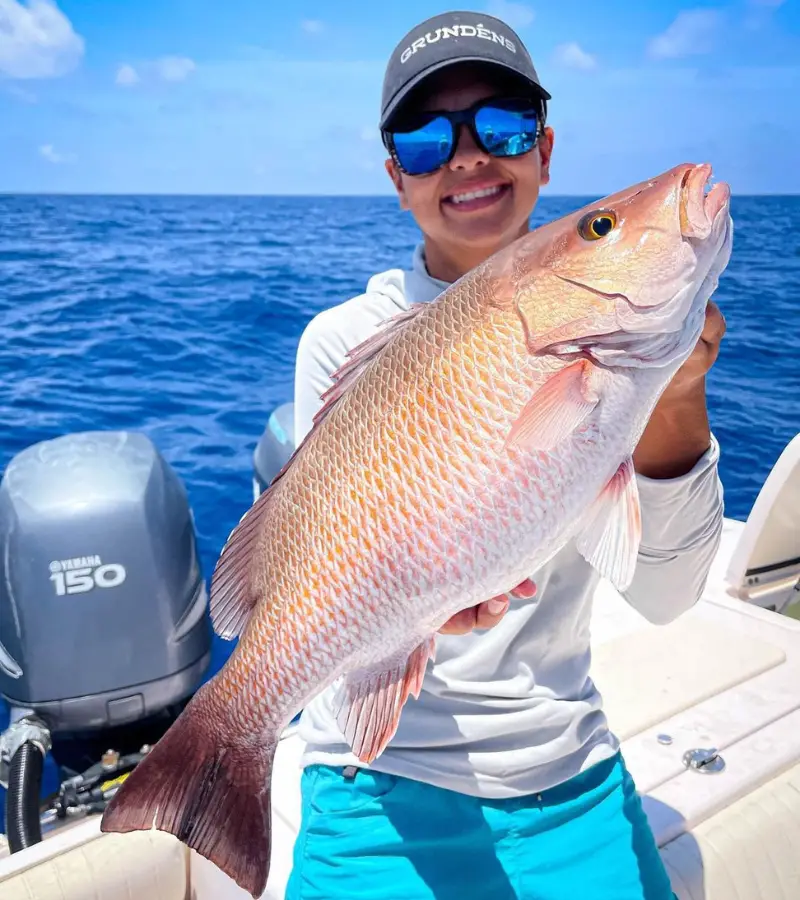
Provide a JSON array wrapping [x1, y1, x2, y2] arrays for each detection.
[[679, 163, 730, 239], [704, 180, 731, 223]]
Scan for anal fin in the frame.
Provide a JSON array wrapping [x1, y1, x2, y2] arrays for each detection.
[[334, 637, 435, 764], [576, 457, 642, 592]]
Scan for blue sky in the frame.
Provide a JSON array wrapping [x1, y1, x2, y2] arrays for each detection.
[[1, 0, 798, 194]]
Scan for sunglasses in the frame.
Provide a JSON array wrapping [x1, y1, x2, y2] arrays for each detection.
[[383, 96, 543, 177]]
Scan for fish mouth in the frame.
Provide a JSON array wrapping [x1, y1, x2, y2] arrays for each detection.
[[679, 163, 731, 239]]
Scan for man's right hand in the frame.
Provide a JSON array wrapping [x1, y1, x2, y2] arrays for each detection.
[[438, 579, 537, 635]]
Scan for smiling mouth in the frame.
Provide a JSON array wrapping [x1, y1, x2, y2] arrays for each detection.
[[442, 183, 511, 209], [449, 185, 503, 203]]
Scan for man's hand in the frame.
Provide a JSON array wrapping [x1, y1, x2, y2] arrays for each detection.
[[438, 579, 537, 635], [634, 301, 726, 479]]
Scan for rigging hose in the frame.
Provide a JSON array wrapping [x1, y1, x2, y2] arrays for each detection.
[[6, 740, 45, 852]]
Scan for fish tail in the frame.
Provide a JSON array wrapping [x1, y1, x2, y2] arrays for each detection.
[[100, 683, 275, 899]]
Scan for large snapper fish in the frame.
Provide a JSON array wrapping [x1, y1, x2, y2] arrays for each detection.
[[101, 162, 733, 896]]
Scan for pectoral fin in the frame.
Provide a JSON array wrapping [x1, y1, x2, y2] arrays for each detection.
[[576, 457, 642, 592], [334, 637, 435, 764], [505, 359, 600, 452]]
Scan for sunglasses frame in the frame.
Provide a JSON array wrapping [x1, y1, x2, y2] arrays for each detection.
[[382, 95, 545, 177]]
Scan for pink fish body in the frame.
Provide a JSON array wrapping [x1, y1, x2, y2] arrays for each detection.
[[101, 162, 733, 897]]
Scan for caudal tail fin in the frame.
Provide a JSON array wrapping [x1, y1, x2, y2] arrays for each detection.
[[100, 684, 275, 898]]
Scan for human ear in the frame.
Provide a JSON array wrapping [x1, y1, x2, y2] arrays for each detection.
[[385, 158, 409, 210], [538, 126, 554, 186]]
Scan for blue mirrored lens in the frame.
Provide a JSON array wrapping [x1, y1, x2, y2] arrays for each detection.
[[474, 105, 537, 157], [392, 116, 454, 175]]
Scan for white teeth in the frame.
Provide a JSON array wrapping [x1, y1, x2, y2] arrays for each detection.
[[449, 185, 503, 204]]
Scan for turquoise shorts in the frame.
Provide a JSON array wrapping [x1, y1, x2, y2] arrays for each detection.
[[285, 751, 675, 900]]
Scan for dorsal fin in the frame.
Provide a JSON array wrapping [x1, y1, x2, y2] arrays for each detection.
[[210, 424, 308, 639], [313, 303, 428, 429], [209, 302, 428, 640], [209, 483, 278, 639]]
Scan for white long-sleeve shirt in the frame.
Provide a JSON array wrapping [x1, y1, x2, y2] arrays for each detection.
[[291, 243, 725, 798]]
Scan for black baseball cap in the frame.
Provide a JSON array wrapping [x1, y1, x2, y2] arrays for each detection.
[[380, 10, 551, 130]]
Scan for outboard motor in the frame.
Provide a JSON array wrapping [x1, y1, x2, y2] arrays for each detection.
[[253, 402, 295, 499], [0, 430, 211, 849]]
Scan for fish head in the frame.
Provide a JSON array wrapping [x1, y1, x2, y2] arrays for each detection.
[[492, 162, 733, 369]]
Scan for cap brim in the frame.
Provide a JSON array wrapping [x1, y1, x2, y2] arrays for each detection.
[[380, 56, 552, 130]]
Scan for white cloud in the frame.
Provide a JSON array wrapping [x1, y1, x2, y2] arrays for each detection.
[[39, 142, 73, 163], [155, 56, 195, 82], [115, 63, 139, 86], [115, 56, 195, 87], [647, 9, 723, 60], [0, 0, 84, 78], [484, 1, 535, 31], [301, 19, 324, 34], [553, 41, 597, 71]]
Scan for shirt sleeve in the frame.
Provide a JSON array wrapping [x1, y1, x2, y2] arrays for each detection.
[[621, 434, 724, 625], [293, 311, 340, 446]]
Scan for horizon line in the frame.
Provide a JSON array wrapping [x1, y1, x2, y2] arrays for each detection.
[[2, 190, 798, 199]]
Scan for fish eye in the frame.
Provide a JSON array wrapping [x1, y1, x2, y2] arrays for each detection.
[[577, 209, 618, 241]]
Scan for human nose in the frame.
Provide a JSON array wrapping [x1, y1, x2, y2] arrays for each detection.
[[447, 124, 490, 171]]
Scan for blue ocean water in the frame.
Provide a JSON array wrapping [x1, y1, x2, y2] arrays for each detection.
[[0, 194, 798, 824]]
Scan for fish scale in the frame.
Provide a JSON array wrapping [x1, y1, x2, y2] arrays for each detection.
[[99, 162, 734, 899]]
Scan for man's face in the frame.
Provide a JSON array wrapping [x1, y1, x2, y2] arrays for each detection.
[[385, 65, 554, 260]]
